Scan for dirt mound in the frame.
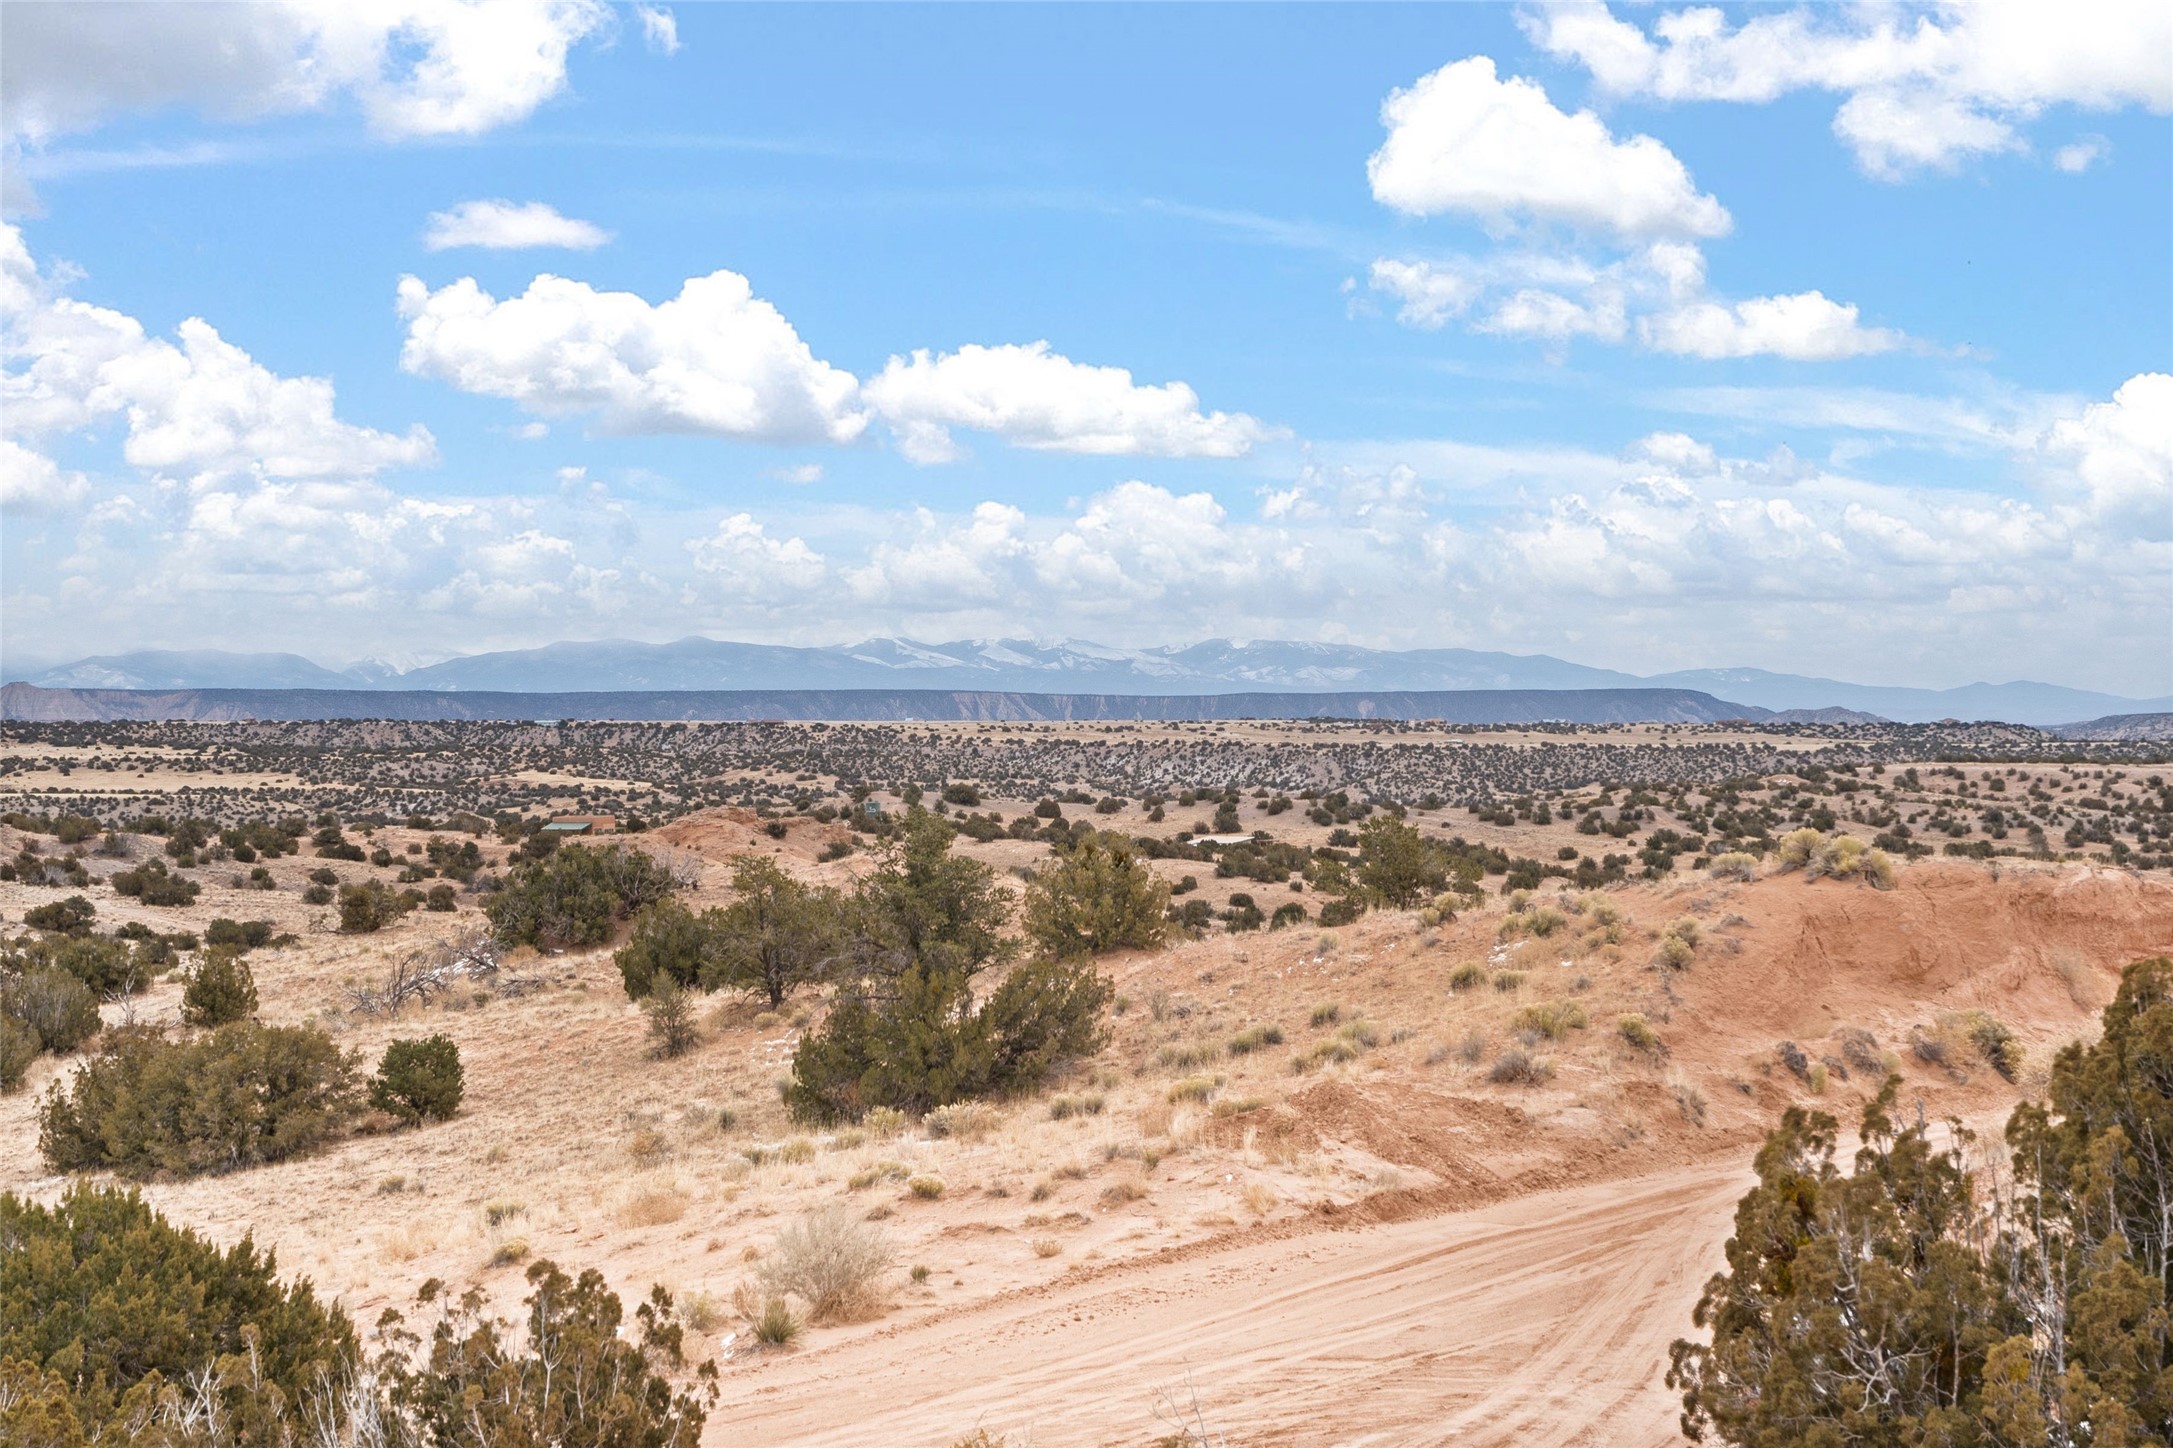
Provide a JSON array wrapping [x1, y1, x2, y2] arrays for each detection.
[[1289, 1079, 1524, 1191], [1201, 1100, 1319, 1156], [1673, 864, 2173, 1064]]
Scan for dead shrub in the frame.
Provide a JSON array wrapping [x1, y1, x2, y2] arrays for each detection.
[[756, 1206, 895, 1322], [618, 1181, 689, 1228], [1911, 1030, 1959, 1078], [1955, 1010, 2021, 1081], [1098, 1177, 1149, 1208], [1488, 1049, 1553, 1086], [1776, 1040, 1812, 1081], [628, 1128, 672, 1168], [862, 1105, 909, 1138], [679, 1290, 724, 1333], [925, 1102, 1001, 1140]]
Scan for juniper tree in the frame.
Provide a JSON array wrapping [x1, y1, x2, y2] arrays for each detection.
[[1021, 831, 1169, 958]]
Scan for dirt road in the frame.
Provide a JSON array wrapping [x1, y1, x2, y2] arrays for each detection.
[[715, 1160, 1752, 1446]]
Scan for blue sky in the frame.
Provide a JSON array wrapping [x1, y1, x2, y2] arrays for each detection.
[[2, 1, 2168, 693]]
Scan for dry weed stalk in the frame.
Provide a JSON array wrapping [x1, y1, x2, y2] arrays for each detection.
[[1151, 1374, 1228, 1448]]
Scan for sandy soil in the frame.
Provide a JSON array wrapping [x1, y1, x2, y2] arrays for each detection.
[[6, 802, 2173, 1446], [716, 1158, 1755, 1446]]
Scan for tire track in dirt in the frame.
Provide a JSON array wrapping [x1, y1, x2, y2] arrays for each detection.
[[712, 1160, 1752, 1446]]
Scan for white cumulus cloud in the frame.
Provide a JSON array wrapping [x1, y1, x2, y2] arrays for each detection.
[[863, 341, 1271, 464], [1522, 0, 2173, 179], [688, 513, 829, 599], [424, 199, 611, 251], [0, 436, 88, 513], [2, 0, 614, 146], [1640, 291, 1905, 361], [1367, 56, 1730, 239], [2037, 371, 2173, 528], [1481, 287, 1628, 345], [3, 223, 436, 486], [396, 268, 868, 444]]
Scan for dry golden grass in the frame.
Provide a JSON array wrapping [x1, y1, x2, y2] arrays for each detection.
[[618, 1179, 691, 1228]]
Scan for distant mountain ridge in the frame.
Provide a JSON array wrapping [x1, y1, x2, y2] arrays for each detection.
[[1, 683, 1769, 726], [6, 636, 2165, 727]]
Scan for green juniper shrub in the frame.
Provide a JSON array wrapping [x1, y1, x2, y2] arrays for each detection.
[[0, 1183, 358, 1431], [4, 933, 145, 997], [1316, 896, 1365, 927], [22, 895, 95, 934], [978, 955, 1114, 1093], [0, 1016, 38, 1092], [39, 1022, 362, 1179], [110, 857, 201, 906], [846, 809, 1018, 979], [0, 1185, 715, 1446], [1021, 832, 1169, 958], [369, 1034, 464, 1125], [203, 918, 275, 952], [50, 815, 100, 846], [1670, 957, 2173, 1444], [381, 1261, 716, 1445], [180, 949, 258, 1028], [699, 855, 844, 1009], [785, 956, 1111, 1124], [485, 843, 677, 949], [1169, 897, 1216, 936], [337, 879, 410, 934], [1221, 894, 1265, 933], [615, 898, 713, 998]]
